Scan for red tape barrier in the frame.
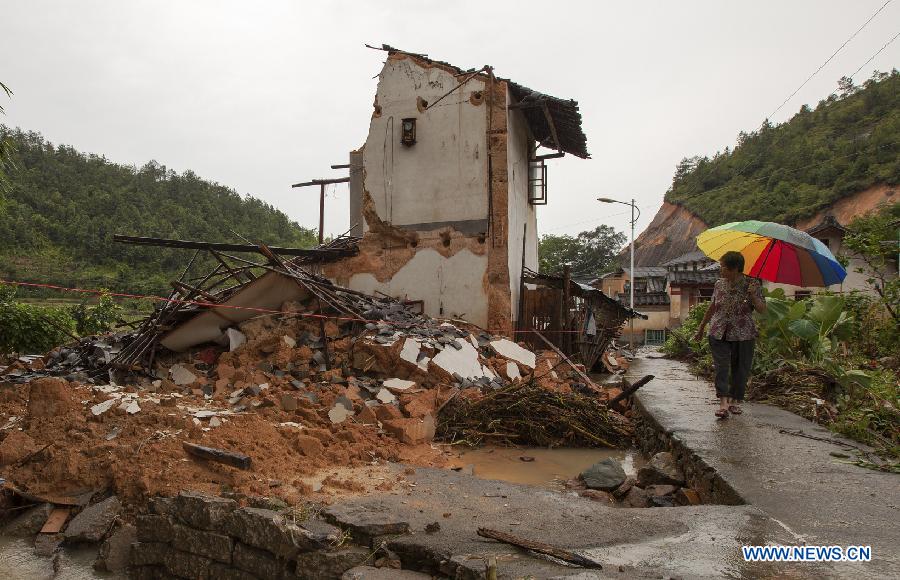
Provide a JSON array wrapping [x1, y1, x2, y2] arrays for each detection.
[[0, 279, 623, 335]]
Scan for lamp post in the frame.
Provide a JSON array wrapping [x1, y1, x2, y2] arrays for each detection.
[[597, 197, 640, 353]]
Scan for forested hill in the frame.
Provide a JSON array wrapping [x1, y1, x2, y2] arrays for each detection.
[[0, 127, 316, 295], [665, 71, 899, 226]]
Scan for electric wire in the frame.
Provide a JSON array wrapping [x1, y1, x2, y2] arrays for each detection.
[[677, 2, 895, 201], [847, 29, 900, 81]]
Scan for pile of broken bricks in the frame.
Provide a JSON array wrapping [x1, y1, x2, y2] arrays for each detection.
[[0, 281, 629, 512]]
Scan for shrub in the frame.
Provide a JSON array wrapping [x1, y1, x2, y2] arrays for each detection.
[[0, 285, 76, 353], [662, 301, 712, 375], [69, 291, 122, 336]]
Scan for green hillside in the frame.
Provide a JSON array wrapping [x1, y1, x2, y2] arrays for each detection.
[[666, 71, 899, 226], [0, 127, 316, 296]]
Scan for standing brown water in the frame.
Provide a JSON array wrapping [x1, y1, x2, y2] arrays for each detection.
[[447, 447, 643, 489]]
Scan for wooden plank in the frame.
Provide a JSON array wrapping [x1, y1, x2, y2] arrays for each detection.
[[40, 508, 71, 534], [541, 101, 562, 152], [477, 528, 602, 569], [531, 331, 601, 394], [608, 374, 655, 411], [291, 177, 350, 188], [113, 235, 350, 258]]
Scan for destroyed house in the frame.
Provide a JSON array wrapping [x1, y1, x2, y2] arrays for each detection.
[[322, 45, 590, 334]]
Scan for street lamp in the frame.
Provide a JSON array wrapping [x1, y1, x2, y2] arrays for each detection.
[[597, 197, 640, 353]]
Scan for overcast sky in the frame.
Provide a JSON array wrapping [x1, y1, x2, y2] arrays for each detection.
[[2, 1, 898, 242]]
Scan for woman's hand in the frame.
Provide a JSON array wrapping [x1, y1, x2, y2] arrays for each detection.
[[693, 326, 705, 342], [747, 279, 767, 313]]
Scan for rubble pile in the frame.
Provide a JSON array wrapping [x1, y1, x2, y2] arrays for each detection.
[[1, 270, 631, 512]]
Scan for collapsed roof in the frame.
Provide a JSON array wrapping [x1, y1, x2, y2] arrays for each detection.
[[376, 45, 590, 159]]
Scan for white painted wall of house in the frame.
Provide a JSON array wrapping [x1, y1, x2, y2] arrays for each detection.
[[348, 248, 489, 325], [362, 56, 488, 228], [506, 105, 538, 324], [347, 56, 493, 327]]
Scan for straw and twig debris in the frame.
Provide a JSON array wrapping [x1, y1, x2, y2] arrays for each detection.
[[437, 379, 633, 448]]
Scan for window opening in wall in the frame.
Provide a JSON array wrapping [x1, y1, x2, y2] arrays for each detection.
[[528, 158, 547, 205], [697, 287, 714, 302], [794, 290, 812, 300], [645, 329, 667, 346]]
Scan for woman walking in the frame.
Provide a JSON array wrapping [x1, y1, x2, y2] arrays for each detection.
[[694, 251, 767, 419]]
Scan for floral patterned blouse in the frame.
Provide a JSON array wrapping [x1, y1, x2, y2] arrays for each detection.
[[708, 275, 763, 341]]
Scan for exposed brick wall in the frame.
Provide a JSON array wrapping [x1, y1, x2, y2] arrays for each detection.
[[633, 400, 744, 505], [130, 492, 371, 579]]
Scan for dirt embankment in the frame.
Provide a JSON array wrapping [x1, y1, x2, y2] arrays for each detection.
[[633, 185, 897, 266], [631, 202, 707, 267]]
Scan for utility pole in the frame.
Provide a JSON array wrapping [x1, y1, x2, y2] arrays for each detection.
[[597, 197, 640, 353], [291, 176, 350, 245]]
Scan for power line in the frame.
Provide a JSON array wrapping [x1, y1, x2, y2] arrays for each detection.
[[542, 204, 657, 234], [848, 29, 900, 81], [677, 2, 894, 199], [765, 0, 892, 122]]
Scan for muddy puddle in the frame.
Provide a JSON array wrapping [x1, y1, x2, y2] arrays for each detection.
[[0, 536, 118, 580], [447, 446, 644, 490]]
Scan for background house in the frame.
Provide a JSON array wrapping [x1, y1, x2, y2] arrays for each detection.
[[766, 214, 896, 299], [594, 266, 669, 345], [663, 250, 717, 323]]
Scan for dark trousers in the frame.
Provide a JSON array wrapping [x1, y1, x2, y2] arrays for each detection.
[[708, 336, 755, 401]]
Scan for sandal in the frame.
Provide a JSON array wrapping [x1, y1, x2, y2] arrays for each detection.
[[728, 405, 743, 415], [715, 409, 729, 419]]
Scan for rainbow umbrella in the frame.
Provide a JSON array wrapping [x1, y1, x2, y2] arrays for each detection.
[[696, 220, 846, 287]]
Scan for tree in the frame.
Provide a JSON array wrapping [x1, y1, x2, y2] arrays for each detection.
[[842, 203, 900, 322], [665, 70, 900, 226], [0, 82, 14, 194], [539, 225, 627, 280], [0, 127, 318, 296]]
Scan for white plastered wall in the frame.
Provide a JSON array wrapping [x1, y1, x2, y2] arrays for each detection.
[[348, 248, 488, 325], [506, 105, 539, 323], [363, 56, 488, 228], [344, 55, 494, 327]]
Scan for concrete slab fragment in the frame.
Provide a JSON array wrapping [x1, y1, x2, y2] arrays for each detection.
[[432, 338, 495, 380], [376, 388, 397, 404], [490, 338, 536, 368], [90, 398, 117, 416], [227, 328, 246, 351], [383, 378, 416, 393], [169, 364, 197, 386]]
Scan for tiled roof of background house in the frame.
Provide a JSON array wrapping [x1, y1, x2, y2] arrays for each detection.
[[668, 270, 719, 285], [616, 291, 670, 306], [625, 266, 668, 279], [662, 250, 711, 267]]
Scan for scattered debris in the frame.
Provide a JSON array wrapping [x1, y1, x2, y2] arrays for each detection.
[[39, 508, 70, 534], [0, 236, 637, 513], [182, 441, 252, 470], [439, 381, 632, 447]]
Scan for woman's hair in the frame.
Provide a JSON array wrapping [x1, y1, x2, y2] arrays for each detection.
[[720, 251, 745, 272]]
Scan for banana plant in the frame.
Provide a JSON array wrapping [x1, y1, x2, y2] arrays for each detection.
[[758, 291, 871, 392]]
